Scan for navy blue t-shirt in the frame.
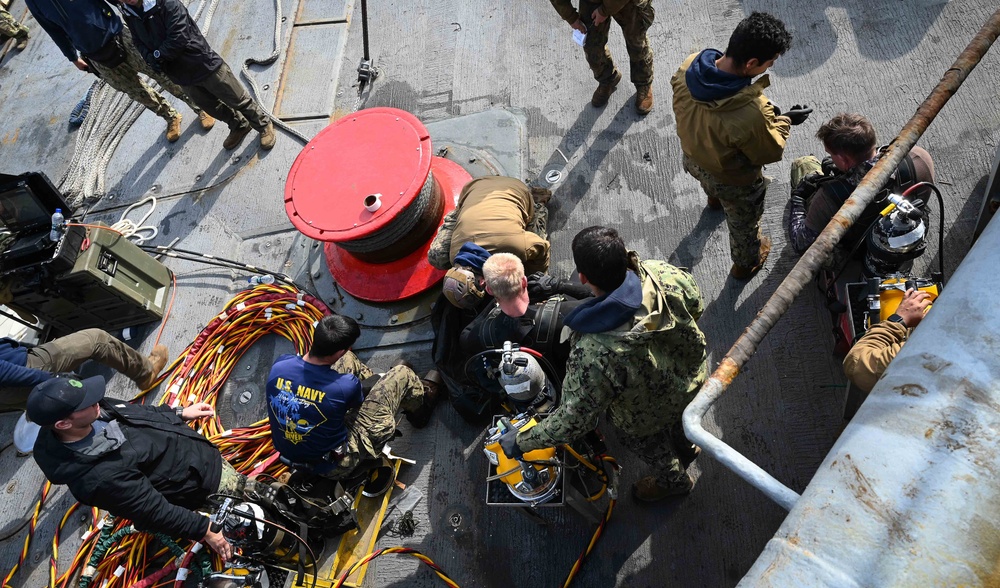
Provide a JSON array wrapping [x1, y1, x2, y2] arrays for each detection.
[[265, 354, 363, 471]]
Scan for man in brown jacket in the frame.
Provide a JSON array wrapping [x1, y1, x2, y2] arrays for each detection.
[[788, 113, 935, 257], [671, 12, 810, 279], [428, 176, 550, 275], [548, 0, 655, 114], [843, 288, 932, 392]]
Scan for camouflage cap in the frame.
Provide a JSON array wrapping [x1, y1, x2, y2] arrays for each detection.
[[442, 266, 485, 309]]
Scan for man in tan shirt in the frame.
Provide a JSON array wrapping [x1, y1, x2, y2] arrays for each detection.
[[428, 176, 550, 275], [843, 288, 933, 393]]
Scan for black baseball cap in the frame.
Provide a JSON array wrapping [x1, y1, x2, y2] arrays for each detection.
[[26, 374, 106, 427]]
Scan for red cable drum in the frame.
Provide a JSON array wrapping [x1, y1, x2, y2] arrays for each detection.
[[284, 108, 471, 302]]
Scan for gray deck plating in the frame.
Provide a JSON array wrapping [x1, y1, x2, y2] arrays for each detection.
[[0, 0, 998, 586]]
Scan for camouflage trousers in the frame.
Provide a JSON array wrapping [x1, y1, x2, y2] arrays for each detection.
[[0, 7, 28, 41], [683, 155, 769, 268], [90, 27, 201, 122], [217, 459, 272, 501], [580, 0, 654, 87], [791, 155, 823, 190], [217, 459, 246, 495], [427, 201, 548, 270], [1, 329, 153, 412], [617, 419, 691, 490], [320, 352, 425, 479]]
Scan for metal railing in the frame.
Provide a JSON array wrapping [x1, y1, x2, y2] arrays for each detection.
[[682, 8, 1000, 511]]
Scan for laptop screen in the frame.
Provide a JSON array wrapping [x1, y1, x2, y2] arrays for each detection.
[[0, 183, 52, 233]]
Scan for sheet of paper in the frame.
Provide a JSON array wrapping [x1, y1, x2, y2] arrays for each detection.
[[573, 29, 586, 46]]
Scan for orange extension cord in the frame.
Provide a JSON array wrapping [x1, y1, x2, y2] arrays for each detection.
[[3, 284, 325, 588]]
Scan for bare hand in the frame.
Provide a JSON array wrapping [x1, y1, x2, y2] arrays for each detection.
[[203, 527, 232, 561], [571, 19, 587, 33], [591, 7, 608, 26], [73, 58, 90, 72], [896, 289, 932, 328], [181, 402, 216, 421]]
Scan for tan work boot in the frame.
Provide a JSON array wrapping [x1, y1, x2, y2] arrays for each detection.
[[165, 115, 182, 142], [223, 125, 252, 150], [633, 474, 694, 503], [706, 196, 722, 210], [198, 111, 215, 130], [138, 344, 169, 390], [635, 85, 653, 115], [259, 121, 276, 150], [591, 70, 622, 108], [730, 235, 772, 280], [15, 34, 28, 51]]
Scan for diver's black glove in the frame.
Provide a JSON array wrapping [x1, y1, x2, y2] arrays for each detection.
[[821, 156, 837, 176], [527, 272, 561, 300], [527, 272, 593, 301], [499, 428, 524, 461], [790, 171, 823, 202], [785, 104, 813, 125]]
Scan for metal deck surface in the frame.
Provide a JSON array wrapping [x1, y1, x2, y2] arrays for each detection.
[[1, 0, 999, 586]]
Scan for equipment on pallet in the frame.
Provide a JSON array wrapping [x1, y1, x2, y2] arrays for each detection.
[[828, 183, 944, 353], [839, 275, 941, 349], [205, 475, 360, 587], [0, 172, 171, 334], [478, 341, 617, 515], [484, 414, 564, 507], [826, 184, 946, 420]]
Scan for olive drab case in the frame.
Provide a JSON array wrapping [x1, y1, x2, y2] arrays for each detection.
[[0, 173, 171, 334]]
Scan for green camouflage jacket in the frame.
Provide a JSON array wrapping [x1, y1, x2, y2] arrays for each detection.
[[518, 255, 708, 452]]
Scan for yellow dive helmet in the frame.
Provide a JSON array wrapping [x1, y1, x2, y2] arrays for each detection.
[[876, 276, 939, 323], [483, 415, 562, 506]]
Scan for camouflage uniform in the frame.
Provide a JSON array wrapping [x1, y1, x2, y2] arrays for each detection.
[[517, 254, 708, 490], [321, 352, 424, 479], [428, 177, 549, 272], [549, 0, 655, 88], [790, 155, 823, 189], [428, 209, 460, 269], [684, 154, 769, 269], [90, 27, 201, 122], [0, 6, 29, 44], [217, 459, 246, 495]]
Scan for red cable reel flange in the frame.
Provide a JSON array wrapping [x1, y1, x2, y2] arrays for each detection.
[[284, 108, 471, 302]]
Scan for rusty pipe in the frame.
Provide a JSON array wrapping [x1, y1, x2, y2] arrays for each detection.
[[683, 8, 1000, 510]]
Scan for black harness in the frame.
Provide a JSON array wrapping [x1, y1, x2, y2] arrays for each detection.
[[476, 296, 564, 357], [811, 150, 921, 252]]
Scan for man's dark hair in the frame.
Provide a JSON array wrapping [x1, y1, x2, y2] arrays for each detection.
[[310, 314, 361, 358], [724, 12, 792, 65], [572, 226, 628, 293], [816, 113, 877, 160]]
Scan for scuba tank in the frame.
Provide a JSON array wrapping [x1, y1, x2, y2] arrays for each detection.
[[496, 342, 558, 413]]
